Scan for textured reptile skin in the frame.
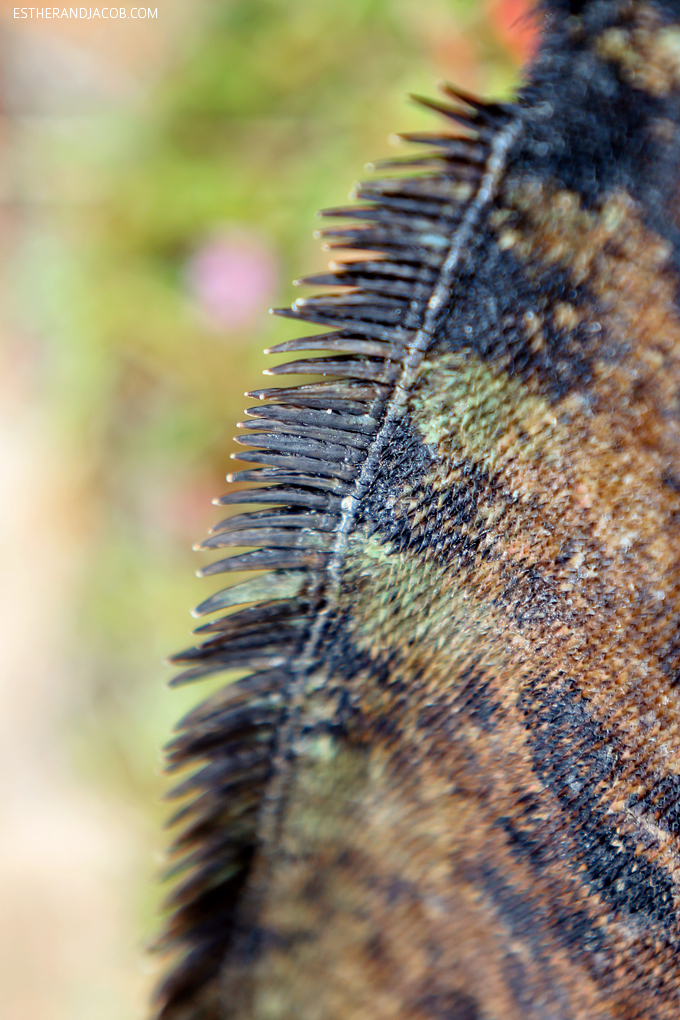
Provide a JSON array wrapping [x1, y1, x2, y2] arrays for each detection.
[[158, 3, 680, 1017]]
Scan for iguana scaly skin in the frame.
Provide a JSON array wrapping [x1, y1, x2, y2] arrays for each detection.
[[157, 2, 680, 1017]]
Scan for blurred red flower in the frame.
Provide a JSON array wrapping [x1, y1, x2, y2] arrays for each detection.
[[486, 0, 540, 66]]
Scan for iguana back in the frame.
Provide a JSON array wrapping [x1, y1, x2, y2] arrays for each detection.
[[157, 2, 680, 1017]]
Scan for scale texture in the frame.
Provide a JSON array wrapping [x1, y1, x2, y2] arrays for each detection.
[[157, 2, 680, 1017]]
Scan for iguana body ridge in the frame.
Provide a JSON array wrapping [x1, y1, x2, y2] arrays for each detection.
[[158, 2, 680, 1017]]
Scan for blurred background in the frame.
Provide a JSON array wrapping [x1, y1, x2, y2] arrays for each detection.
[[0, 2, 535, 1017]]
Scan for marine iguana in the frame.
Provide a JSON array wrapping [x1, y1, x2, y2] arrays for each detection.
[[156, 2, 680, 1017]]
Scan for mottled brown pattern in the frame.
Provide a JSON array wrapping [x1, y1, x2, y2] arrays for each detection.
[[230, 477, 680, 1017], [223, 121, 680, 1020], [159, 2, 680, 1018], [594, 5, 680, 97]]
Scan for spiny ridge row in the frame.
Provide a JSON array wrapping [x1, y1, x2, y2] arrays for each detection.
[[155, 87, 509, 1020]]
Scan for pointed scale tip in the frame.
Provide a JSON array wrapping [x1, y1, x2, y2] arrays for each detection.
[[408, 92, 463, 118], [437, 80, 482, 108], [409, 92, 435, 109]]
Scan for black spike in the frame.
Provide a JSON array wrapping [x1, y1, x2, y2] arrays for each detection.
[[263, 356, 399, 383], [239, 419, 373, 449], [242, 404, 380, 433], [158, 79, 506, 1020], [320, 204, 456, 231], [275, 306, 414, 343], [266, 332, 407, 360], [225, 468, 352, 492], [356, 193, 469, 219], [233, 430, 363, 464], [194, 526, 332, 553], [212, 485, 343, 508], [367, 152, 468, 172], [290, 295, 410, 323], [192, 571, 313, 618], [394, 133, 487, 161], [229, 452, 356, 482], [208, 509, 341, 538], [327, 258, 437, 281], [192, 603, 311, 639], [320, 234, 445, 267], [197, 547, 329, 578], [293, 273, 430, 301], [354, 176, 480, 201], [291, 290, 409, 313], [169, 653, 289, 686], [246, 380, 390, 402], [164, 756, 272, 829], [173, 672, 288, 733], [316, 223, 450, 255], [349, 187, 473, 219], [409, 92, 492, 135], [439, 81, 511, 122], [165, 761, 270, 830], [171, 626, 306, 666]]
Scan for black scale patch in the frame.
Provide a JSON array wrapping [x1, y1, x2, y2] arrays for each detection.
[[519, 675, 677, 929]]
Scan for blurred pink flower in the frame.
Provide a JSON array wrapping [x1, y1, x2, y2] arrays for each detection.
[[186, 230, 278, 332]]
